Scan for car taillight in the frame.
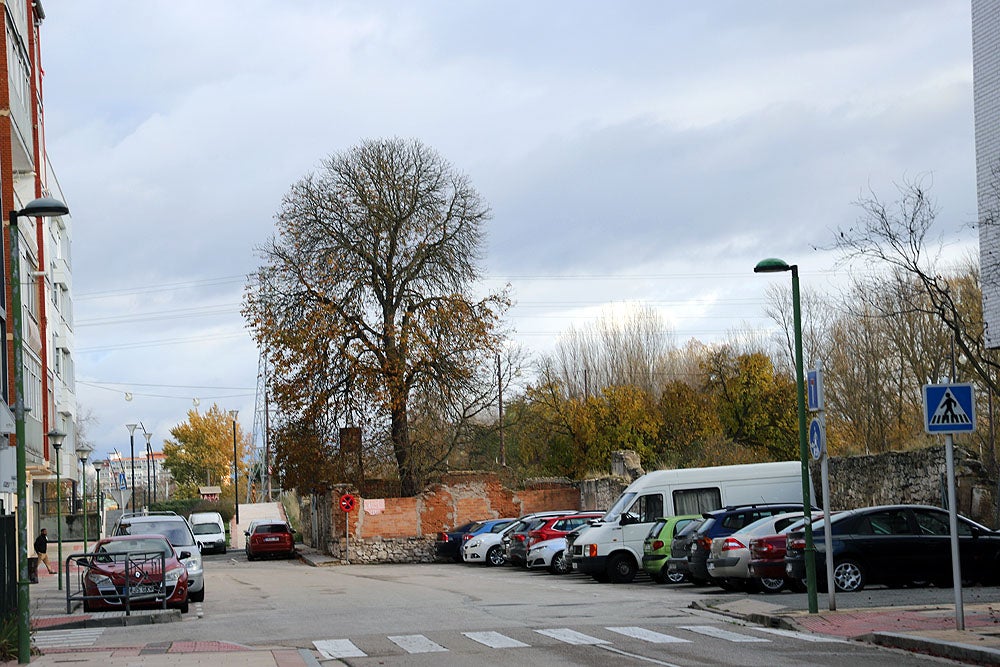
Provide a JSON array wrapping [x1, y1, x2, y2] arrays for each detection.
[[721, 537, 745, 552], [697, 537, 713, 551], [437, 532, 449, 542], [463, 534, 473, 541], [652, 540, 664, 551], [514, 534, 526, 542], [752, 541, 775, 556], [787, 536, 805, 550], [587, 544, 598, 557]]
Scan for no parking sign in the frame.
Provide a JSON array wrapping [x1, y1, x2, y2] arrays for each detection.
[[339, 493, 356, 512]]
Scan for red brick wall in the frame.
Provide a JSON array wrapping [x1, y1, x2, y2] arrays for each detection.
[[331, 473, 581, 540]]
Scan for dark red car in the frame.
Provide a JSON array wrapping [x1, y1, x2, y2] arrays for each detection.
[[83, 534, 190, 613], [526, 512, 603, 548], [245, 520, 297, 560], [748, 533, 805, 593]]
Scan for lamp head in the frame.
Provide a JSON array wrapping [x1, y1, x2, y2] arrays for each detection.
[[92, 459, 102, 473], [47, 429, 66, 450], [18, 196, 69, 218], [76, 441, 93, 463], [754, 258, 791, 274], [126, 423, 139, 435]]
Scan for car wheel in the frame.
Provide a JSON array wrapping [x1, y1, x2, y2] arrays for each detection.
[[666, 569, 687, 584], [833, 558, 865, 592], [189, 586, 205, 603], [649, 568, 666, 584], [178, 600, 189, 614], [607, 554, 637, 583], [486, 546, 505, 567], [550, 551, 570, 575], [758, 577, 786, 594], [716, 579, 739, 592]]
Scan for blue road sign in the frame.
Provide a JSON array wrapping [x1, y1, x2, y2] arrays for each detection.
[[808, 416, 825, 460], [117, 471, 128, 490], [923, 384, 976, 434], [807, 369, 823, 412]]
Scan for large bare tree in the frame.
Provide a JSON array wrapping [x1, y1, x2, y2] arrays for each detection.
[[245, 138, 509, 495]]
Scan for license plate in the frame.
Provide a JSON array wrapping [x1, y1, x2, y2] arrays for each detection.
[[130, 584, 158, 596], [264, 537, 280, 542]]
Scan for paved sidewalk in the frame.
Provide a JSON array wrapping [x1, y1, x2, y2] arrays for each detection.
[[705, 596, 1000, 665]]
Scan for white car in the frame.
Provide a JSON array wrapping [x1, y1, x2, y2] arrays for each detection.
[[463, 523, 516, 566], [525, 536, 571, 574]]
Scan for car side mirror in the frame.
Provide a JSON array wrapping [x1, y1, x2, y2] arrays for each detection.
[[179, 551, 192, 559], [244, 531, 250, 537]]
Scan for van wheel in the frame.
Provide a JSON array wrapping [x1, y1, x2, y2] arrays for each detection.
[[607, 554, 637, 583]]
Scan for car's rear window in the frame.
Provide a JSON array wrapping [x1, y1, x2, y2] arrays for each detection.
[[192, 523, 221, 535], [254, 523, 291, 534]]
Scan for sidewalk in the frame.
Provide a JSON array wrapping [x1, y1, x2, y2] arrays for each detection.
[[704, 595, 1000, 665]]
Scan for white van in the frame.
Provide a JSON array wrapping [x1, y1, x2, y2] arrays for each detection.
[[189, 511, 227, 554], [571, 461, 807, 583]]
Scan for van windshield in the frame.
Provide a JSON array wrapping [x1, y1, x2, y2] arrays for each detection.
[[603, 492, 636, 523]]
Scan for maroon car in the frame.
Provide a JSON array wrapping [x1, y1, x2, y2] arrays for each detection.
[[748, 533, 807, 593], [245, 520, 297, 560], [84, 534, 190, 613], [526, 512, 604, 548]]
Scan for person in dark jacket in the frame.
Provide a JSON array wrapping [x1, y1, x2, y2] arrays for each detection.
[[34, 528, 55, 574]]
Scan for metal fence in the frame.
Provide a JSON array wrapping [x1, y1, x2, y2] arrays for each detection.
[[66, 550, 168, 616]]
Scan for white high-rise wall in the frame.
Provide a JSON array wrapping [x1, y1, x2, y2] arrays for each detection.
[[974, 0, 1000, 347]]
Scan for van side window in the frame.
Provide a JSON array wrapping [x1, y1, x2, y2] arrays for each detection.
[[672, 488, 722, 515], [629, 494, 663, 522]]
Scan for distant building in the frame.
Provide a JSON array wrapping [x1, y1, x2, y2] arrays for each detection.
[[974, 0, 1000, 347], [199, 486, 222, 502]]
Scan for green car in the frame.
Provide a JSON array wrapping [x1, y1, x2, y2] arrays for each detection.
[[642, 514, 700, 583]]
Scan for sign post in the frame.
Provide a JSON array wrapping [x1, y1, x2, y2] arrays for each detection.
[[807, 363, 836, 611], [339, 493, 356, 562], [923, 382, 976, 631]]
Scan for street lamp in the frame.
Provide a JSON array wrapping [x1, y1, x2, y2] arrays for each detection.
[[230, 410, 239, 525], [126, 423, 138, 511], [11, 196, 69, 662], [144, 437, 151, 509], [47, 429, 66, 592], [92, 460, 103, 541], [754, 257, 818, 614], [76, 442, 93, 553]]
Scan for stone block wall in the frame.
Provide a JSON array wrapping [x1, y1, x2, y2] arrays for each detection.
[[815, 445, 998, 528]]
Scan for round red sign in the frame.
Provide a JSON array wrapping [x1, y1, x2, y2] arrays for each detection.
[[339, 493, 356, 512]]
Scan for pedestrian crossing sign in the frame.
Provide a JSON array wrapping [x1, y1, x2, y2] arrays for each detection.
[[922, 383, 975, 434], [117, 471, 128, 490]]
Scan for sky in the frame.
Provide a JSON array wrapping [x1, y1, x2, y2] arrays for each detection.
[[37, 1, 980, 461]]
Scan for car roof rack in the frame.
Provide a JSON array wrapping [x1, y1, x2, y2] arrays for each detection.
[[119, 510, 180, 519]]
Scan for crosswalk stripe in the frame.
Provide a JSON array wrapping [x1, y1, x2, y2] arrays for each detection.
[[387, 634, 448, 653], [679, 625, 771, 643], [536, 628, 610, 645], [313, 639, 366, 659], [34, 628, 104, 648], [606, 626, 690, 643], [754, 627, 847, 643], [463, 631, 530, 648]]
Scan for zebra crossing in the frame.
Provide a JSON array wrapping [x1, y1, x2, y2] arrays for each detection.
[[313, 624, 843, 659], [33, 627, 104, 649]]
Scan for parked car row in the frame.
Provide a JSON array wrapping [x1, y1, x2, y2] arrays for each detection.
[[443, 504, 1000, 597]]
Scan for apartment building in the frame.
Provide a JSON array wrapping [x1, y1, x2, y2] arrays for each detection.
[[0, 2, 78, 526]]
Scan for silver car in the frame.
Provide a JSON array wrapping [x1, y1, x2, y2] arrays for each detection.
[[112, 511, 205, 602]]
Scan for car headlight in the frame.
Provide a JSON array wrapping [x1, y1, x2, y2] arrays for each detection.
[[183, 554, 203, 575], [165, 566, 186, 586], [86, 573, 112, 586]]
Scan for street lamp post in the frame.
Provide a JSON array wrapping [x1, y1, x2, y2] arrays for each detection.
[[754, 257, 818, 614], [11, 196, 69, 663], [76, 443, 93, 553], [47, 430, 66, 591], [126, 423, 138, 511], [144, 429, 154, 507], [230, 410, 239, 525], [92, 460, 103, 541]]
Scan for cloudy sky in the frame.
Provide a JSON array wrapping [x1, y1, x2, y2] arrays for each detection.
[[39, 1, 978, 460]]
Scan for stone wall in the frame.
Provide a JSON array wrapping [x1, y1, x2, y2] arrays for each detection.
[[815, 445, 998, 528]]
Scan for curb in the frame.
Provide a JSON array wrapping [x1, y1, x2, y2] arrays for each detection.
[[864, 631, 1000, 665]]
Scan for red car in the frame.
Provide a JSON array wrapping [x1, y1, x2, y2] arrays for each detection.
[[748, 533, 805, 593], [83, 534, 190, 613], [245, 520, 297, 560], [526, 512, 603, 548]]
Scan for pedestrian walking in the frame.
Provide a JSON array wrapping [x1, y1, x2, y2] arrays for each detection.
[[34, 528, 55, 574]]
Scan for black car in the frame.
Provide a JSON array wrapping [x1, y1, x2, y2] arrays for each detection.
[[784, 504, 1000, 592], [435, 521, 479, 562], [665, 518, 706, 584], [686, 503, 808, 584]]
